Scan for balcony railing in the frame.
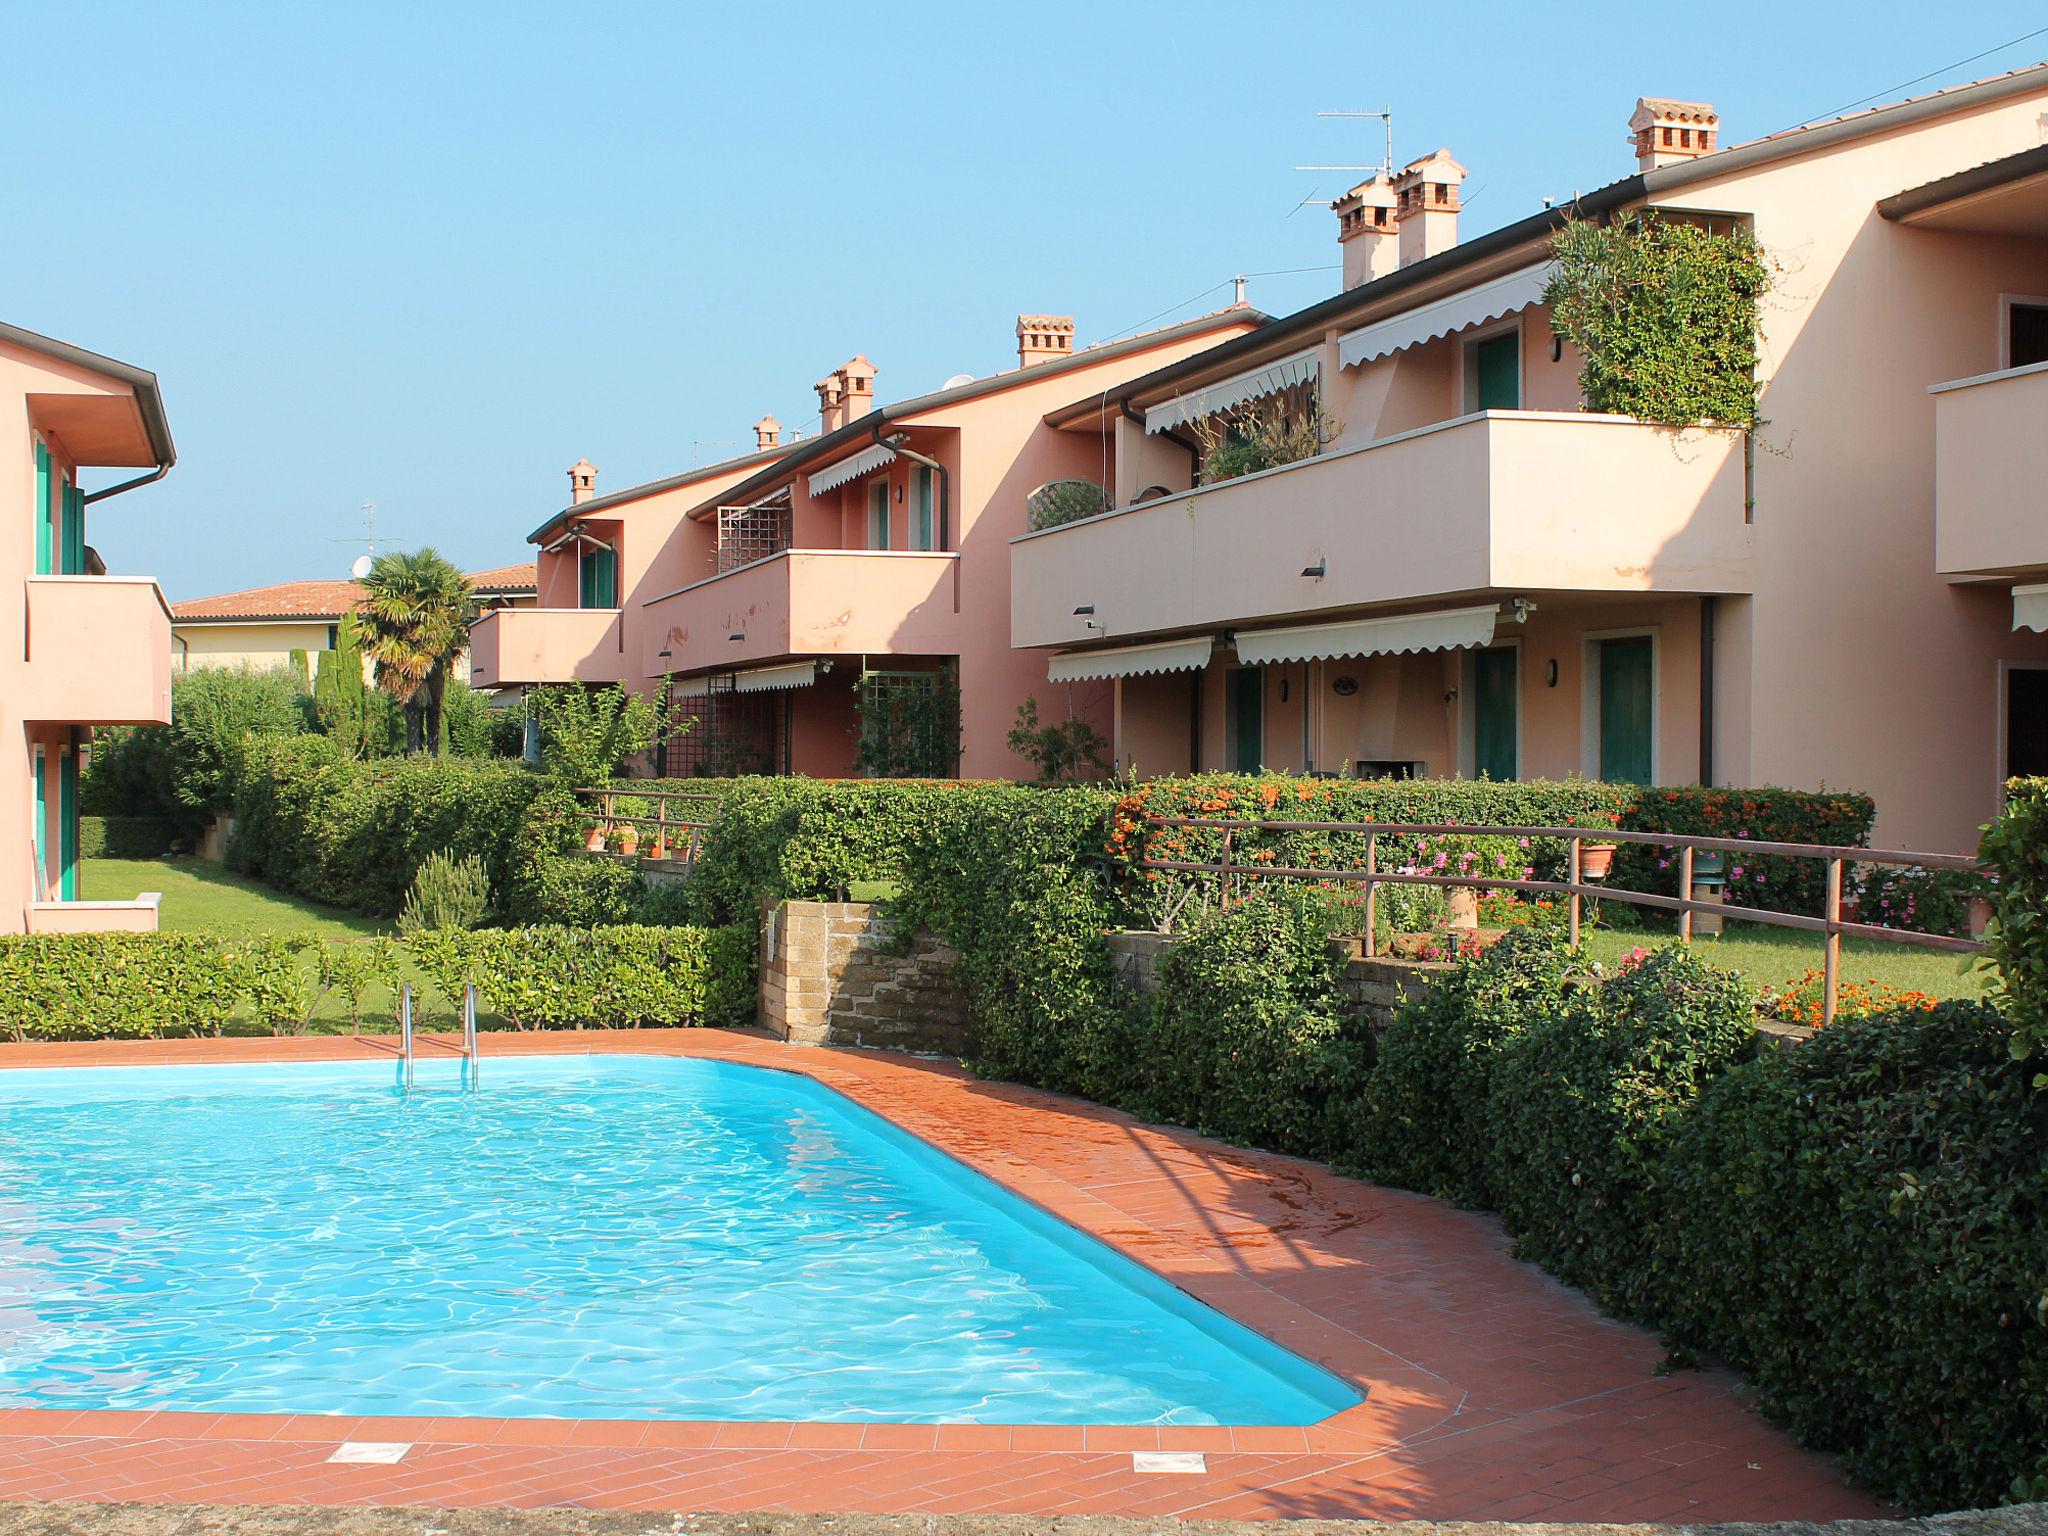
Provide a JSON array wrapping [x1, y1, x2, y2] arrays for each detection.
[[1011, 411, 1750, 650], [21, 575, 172, 725], [468, 606, 626, 688], [640, 549, 963, 676], [1932, 360, 2048, 578]]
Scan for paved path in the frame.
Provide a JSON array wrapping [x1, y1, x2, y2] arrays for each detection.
[[0, 1031, 1891, 1523]]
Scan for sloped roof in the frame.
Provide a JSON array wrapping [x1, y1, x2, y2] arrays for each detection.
[[174, 564, 538, 622], [467, 560, 539, 593]]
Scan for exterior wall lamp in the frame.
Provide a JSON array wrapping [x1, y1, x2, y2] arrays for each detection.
[[1301, 560, 1327, 579]]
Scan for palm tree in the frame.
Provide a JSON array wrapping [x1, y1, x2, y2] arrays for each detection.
[[356, 548, 477, 755]]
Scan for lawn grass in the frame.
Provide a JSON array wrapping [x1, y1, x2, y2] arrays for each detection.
[[1578, 922, 1988, 1002]]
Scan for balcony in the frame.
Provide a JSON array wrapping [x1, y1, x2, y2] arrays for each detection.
[[1933, 361, 2048, 580], [469, 606, 626, 688], [1011, 411, 1751, 650], [20, 576, 172, 725], [27, 892, 162, 934], [641, 549, 964, 675]]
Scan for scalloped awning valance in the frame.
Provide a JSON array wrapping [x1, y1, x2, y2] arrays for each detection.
[[1233, 605, 1498, 665]]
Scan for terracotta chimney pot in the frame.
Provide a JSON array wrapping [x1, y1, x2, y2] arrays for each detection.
[[1392, 150, 1466, 267], [1016, 315, 1076, 368], [1332, 174, 1399, 290], [1629, 99, 1720, 171], [567, 459, 598, 505], [754, 414, 782, 450]]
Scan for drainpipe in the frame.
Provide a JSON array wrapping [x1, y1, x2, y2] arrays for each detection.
[[1699, 596, 1716, 786], [873, 422, 950, 552], [83, 462, 170, 505], [1119, 401, 1203, 489]]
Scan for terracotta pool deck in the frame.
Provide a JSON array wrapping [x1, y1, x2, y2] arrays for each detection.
[[0, 1029, 1889, 1524]]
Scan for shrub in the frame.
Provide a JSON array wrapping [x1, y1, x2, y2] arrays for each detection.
[[1136, 885, 1369, 1158], [0, 934, 241, 1040], [530, 681, 688, 786], [397, 850, 492, 935], [440, 678, 496, 758], [86, 665, 312, 835], [318, 937, 402, 1029], [229, 737, 543, 918], [233, 935, 318, 1035], [1614, 784, 1876, 917], [1487, 945, 1756, 1313], [1007, 696, 1109, 782], [703, 922, 757, 1026], [629, 878, 697, 927], [77, 815, 177, 859], [400, 925, 715, 1029], [1977, 775, 2048, 1069], [1025, 478, 1109, 531], [1348, 929, 1582, 1204], [1653, 1001, 2047, 1509]]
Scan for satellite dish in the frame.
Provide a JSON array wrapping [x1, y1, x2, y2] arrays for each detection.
[[350, 554, 374, 580], [942, 372, 975, 389]]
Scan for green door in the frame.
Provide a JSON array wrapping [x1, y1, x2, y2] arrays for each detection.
[[62, 481, 85, 574], [1228, 668, 1263, 770], [1474, 331, 1520, 411], [58, 738, 79, 901], [1598, 637, 1654, 783], [580, 544, 617, 608], [1473, 647, 1517, 779]]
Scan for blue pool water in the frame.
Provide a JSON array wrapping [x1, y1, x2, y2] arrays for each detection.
[[0, 1057, 1356, 1424]]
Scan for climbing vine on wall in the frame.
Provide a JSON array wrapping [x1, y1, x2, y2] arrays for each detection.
[[852, 666, 961, 778], [1544, 211, 1773, 427]]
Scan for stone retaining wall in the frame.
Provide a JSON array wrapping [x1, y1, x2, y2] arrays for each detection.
[[1107, 930, 1453, 1033], [758, 899, 974, 1055]]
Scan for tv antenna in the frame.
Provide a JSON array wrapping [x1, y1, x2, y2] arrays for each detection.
[[1290, 108, 1396, 216]]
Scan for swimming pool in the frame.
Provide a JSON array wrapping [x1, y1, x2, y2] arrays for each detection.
[[0, 1056, 1358, 1425]]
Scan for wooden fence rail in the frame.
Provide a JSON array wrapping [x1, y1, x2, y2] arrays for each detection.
[[572, 787, 721, 865], [1139, 817, 1987, 1028]]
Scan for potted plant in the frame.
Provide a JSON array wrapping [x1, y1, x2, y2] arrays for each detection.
[[650, 830, 669, 861], [617, 822, 640, 857], [584, 821, 608, 852], [1579, 838, 1619, 881]]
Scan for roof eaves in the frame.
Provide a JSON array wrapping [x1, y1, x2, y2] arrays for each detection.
[[525, 440, 796, 544], [0, 320, 176, 467], [1876, 141, 2048, 220], [686, 307, 1273, 520]]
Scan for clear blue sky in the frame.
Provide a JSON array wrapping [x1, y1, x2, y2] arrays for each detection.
[[10, 2, 2046, 600]]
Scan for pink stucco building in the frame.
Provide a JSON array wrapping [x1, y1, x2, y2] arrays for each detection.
[[2, 322, 176, 934], [475, 310, 1261, 777], [1008, 70, 2048, 852]]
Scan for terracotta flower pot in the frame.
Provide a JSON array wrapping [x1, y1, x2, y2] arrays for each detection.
[[1446, 887, 1480, 930], [1580, 841, 1618, 881], [584, 825, 607, 852], [1969, 894, 1995, 939], [617, 829, 640, 856]]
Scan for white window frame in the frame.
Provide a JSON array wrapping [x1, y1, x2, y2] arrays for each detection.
[[1458, 637, 1524, 779], [1997, 657, 2048, 799], [1998, 293, 2048, 370], [1580, 627, 1660, 784], [911, 466, 934, 551]]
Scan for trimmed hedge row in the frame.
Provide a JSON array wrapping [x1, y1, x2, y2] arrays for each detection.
[[0, 925, 736, 1040], [78, 815, 178, 860], [229, 736, 545, 918]]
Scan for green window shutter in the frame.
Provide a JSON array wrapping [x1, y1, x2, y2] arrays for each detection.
[[63, 480, 85, 574], [868, 481, 890, 550], [1473, 647, 1518, 779], [31, 749, 47, 899], [915, 468, 934, 551], [1474, 331, 1521, 411], [1228, 668, 1263, 770], [59, 738, 79, 901], [581, 545, 617, 608], [33, 442, 51, 576], [1598, 637, 1655, 783]]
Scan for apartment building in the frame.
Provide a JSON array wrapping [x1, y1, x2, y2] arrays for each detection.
[[1008, 70, 2048, 851], [2, 321, 176, 934]]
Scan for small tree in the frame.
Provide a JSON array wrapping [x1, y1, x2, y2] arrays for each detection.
[[312, 613, 369, 758], [1007, 696, 1109, 782], [397, 851, 492, 936], [356, 548, 477, 755], [853, 668, 960, 778], [530, 679, 691, 786]]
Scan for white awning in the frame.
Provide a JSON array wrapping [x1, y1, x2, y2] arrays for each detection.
[[1145, 349, 1320, 435], [1047, 637, 1214, 683], [1337, 261, 1557, 368], [1234, 604, 1498, 665], [735, 661, 820, 693], [672, 675, 712, 699], [2017, 583, 2048, 632], [807, 443, 896, 497]]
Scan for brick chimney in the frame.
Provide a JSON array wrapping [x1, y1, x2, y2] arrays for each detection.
[[1393, 150, 1465, 267], [1016, 315, 1075, 368], [815, 372, 846, 433], [1332, 174, 1399, 290], [1629, 99, 1719, 171], [836, 355, 877, 418], [754, 414, 782, 450], [567, 459, 598, 505]]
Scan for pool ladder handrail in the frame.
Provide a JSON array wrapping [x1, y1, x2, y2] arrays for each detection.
[[398, 982, 480, 1090]]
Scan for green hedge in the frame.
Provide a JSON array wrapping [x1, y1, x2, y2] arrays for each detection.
[[78, 815, 178, 860], [229, 736, 545, 918], [0, 925, 733, 1039], [1350, 931, 2044, 1511], [1615, 784, 1876, 916]]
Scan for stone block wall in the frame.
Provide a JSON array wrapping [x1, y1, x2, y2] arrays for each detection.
[[1106, 929, 1451, 1034], [758, 898, 975, 1055]]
